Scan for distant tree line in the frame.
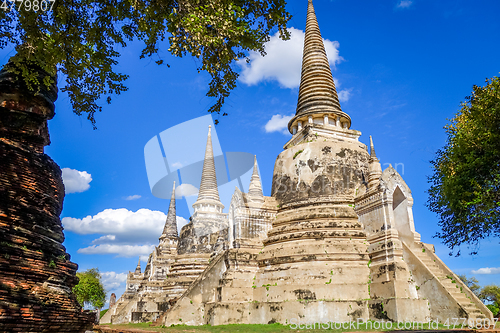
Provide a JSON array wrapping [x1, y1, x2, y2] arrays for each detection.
[[459, 275, 500, 316]]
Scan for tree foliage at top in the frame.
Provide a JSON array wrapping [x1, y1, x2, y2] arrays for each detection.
[[427, 75, 500, 255], [73, 268, 106, 309], [0, 0, 291, 126]]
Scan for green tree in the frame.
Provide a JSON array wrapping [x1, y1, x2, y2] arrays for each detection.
[[458, 274, 481, 297], [73, 268, 106, 310], [0, 0, 290, 126], [427, 75, 500, 254], [479, 285, 500, 317]]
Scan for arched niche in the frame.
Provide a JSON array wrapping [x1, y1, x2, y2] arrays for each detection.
[[392, 186, 413, 244], [381, 165, 420, 244]]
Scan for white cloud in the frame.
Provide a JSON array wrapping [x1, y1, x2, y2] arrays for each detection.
[[78, 244, 156, 257], [62, 208, 167, 244], [63, 208, 190, 257], [91, 235, 116, 244], [264, 114, 294, 135], [175, 184, 199, 198], [100, 271, 128, 291], [172, 162, 183, 169], [176, 216, 189, 232], [471, 267, 500, 275], [62, 168, 92, 194], [338, 89, 353, 102], [124, 195, 141, 201], [238, 28, 342, 88], [397, 0, 413, 8]]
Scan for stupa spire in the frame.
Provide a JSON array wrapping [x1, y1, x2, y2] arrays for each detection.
[[287, 0, 352, 135], [160, 181, 178, 240], [194, 126, 221, 203], [369, 135, 377, 159], [368, 136, 382, 189], [248, 156, 264, 201], [135, 258, 141, 273]]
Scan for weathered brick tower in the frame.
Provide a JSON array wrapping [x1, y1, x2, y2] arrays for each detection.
[[0, 61, 95, 332]]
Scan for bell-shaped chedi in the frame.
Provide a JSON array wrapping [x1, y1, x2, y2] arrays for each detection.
[[177, 125, 227, 255], [192, 125, 224, 210], [0, 60, 94, 331], [255, 0, 372, 323]]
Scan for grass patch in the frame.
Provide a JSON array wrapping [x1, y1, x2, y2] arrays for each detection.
[[105, 323, 291, 332], [100, 309, 108, 319], [293, 150, 303, 159], [103, 320, 500, 332]]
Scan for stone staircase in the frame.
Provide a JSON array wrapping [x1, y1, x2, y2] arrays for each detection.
[[151, 250, 229, 326], [411, 242, 490, 321]]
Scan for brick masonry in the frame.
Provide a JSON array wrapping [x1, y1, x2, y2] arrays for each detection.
[[0, 61, 95, 332]]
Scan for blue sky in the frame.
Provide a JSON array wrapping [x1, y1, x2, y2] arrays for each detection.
[[1, 0, 499, 306]]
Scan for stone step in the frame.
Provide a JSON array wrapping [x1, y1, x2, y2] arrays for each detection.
[[449, 291, 468, 300], [461, 304, 477, 311], [454, 293, 470, 300]]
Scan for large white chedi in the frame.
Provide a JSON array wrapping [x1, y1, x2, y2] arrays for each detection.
[[102, 0, 493, 325]]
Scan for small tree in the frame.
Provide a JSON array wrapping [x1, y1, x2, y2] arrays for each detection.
[[458, 274, 481, 297], [479, 285, 500, 317], [427, 75, 500, 255], [73, 268, 106, 310]]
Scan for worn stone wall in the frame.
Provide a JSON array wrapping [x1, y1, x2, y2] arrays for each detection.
[[177, 222, 227, 255], [0, 63, 94, 332], [248, 138, 371, 324]]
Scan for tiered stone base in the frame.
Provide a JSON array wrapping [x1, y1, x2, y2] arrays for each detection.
[[252, 209, 371, 323]]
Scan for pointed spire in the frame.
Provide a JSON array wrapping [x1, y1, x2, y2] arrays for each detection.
[[160, 181, 178, 240], [287, 0, 352, 134], [369, 136, 378, 159], [368, 136, 382, 189], [135, 258, 141, 273], [248, 156, 264, 201], [296, 0, 344, 116], [195, 126, 221, 204]]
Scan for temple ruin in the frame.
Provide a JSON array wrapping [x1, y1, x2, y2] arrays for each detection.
[[0, 61, 95, 331], [102, 0, 493, 326]]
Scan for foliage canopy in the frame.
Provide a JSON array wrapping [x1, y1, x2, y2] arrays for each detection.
[[479, 285, 500, 317], [427, 75, 500, 255], [0, 0, 291, 126], [73, 268, 106, 309], [458, 274, 481, 297]]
